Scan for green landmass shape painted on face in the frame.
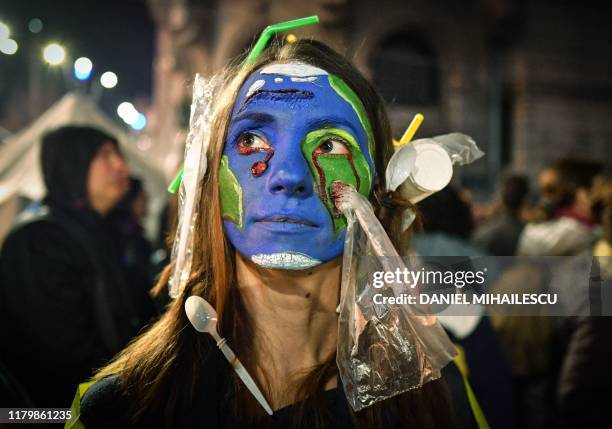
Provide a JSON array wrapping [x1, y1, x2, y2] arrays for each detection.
[[328, 74, 375, 166], [302, 128, 372, 234], [219, 154, 243, 228]]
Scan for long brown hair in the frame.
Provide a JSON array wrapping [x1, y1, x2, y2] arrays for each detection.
[[93, 39, 452, 428]]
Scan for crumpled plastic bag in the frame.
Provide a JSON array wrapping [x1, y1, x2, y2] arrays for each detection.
[[336, 186, 457, 411]]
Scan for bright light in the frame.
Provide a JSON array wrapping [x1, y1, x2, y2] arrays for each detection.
[[0, 39, 18, 55], [73, 57, 92, 80], [123, 109, 140, 126], [131, 113, 147, 131], [100, 71, 118, 89], [117, 101, 145, 128], [43, 43, 66, 65], [0, 22, 9, 40], [117, 102, 137, 121], [28, 18, 43, 34]]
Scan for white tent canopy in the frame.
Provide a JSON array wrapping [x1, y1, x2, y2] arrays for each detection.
[[0, 91, 168, 244]]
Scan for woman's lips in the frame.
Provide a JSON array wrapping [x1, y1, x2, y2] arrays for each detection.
[[256, 215, 319, 232], [258, 215, 318, 227]]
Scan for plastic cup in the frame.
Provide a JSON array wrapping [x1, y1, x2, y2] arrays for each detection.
[[399, 142, 453, 203]]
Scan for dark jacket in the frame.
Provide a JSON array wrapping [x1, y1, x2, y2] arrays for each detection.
[[0, 204, 143, 407], [0, 127, 147, 407]]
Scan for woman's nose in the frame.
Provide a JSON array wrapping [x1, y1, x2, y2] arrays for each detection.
[[265, 152, 313, 198]]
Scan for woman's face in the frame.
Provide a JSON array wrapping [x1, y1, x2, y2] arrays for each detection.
[[219, 61, 375, 270]]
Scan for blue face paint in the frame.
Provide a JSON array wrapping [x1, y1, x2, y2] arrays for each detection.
[[220, 61, 375, 270]]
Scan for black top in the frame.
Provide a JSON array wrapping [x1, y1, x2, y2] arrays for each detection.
[[81, 375, 353, 429], [79, 349, 476, 429]]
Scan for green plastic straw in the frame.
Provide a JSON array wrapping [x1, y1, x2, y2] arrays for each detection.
[[167, 15, 319, 194], [167, 165, 184, 193], [245, 15, 319, 65]]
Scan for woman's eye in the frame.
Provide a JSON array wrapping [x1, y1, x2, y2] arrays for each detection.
[[237, 132, 269, 150], [317, 138, 349, 155]]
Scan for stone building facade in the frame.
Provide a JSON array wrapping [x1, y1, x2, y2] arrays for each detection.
[[146, 0, 612, 193]]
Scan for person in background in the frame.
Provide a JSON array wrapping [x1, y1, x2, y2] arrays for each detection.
[[556, 173, 612, 428], [591, 174, 612, 275], [518, 158, 604, 257], [0, 126, 149, 407], [415, 186, 516, 429], [414, 186, 480, 257], [472, 174, 529, 256]]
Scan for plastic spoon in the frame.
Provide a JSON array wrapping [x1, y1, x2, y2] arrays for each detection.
[[185, 295, 273, 416]]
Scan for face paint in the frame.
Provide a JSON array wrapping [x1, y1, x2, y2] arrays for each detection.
[[328, 75, 375, 166], [301, 127, 372, 233], [219, 61, 375, 270], [219, 155, 243, 228], [236, 132, 275, 176]]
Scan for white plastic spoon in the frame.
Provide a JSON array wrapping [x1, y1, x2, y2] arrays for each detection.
[[185, 295, 273, 416]]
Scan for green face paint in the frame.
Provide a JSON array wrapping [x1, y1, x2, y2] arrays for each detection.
[[219, 154, 244, 228], [328, 74, 375, 166], [301, 127, 372, 233]]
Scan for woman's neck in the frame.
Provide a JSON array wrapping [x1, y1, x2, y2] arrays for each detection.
[[235, 253, 340, 407]]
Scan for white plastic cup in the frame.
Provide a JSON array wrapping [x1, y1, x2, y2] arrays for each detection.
[[399, 142, 453, 203]]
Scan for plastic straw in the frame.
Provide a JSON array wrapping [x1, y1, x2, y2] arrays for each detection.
[[245, 16, 319, 65], [395, 113, 424, 147]]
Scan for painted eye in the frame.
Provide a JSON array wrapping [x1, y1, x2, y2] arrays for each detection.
[[317, 138, 349, 155], [237, 132, 269, 151]]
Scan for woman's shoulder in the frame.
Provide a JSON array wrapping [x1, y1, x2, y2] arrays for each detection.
[[80, 376, 132, 428]]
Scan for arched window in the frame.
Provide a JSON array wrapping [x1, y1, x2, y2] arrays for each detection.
[[370, 33, 439, 106]]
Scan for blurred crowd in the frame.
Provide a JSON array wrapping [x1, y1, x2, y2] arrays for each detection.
[[416, 158, 612, 428], [0, 125, 611, 428]]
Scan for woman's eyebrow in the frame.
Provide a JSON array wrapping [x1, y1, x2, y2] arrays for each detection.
[[306, 117, 360, 136]]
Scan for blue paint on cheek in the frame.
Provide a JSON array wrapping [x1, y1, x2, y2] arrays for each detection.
[[220, 70, 372, 268]]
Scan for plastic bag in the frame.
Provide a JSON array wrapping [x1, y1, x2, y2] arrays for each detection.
[[430, 133, 484, 166], [169, 74, 219, 298], [336, 186, 457, 411]]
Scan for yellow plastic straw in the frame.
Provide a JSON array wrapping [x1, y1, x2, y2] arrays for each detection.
[[394, 113, 424, 147]]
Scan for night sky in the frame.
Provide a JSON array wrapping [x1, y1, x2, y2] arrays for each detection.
[[0, 0, 154, 131]]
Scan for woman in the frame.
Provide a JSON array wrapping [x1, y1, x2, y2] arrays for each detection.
[[75, 39, 467, 428]]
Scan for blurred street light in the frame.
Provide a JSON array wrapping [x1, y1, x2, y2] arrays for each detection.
[[117, 101, 137, 121], [131, 113, 147, 131], [100, 71, 118, 89], [28, 18, 43, 34], [123, 109, 140, 126], [0, 22, 9, 40], [0, 38, 18, 55], [117, 101, 144, 129], [43, 43, 66, 66], [74, 57, 93, 80]]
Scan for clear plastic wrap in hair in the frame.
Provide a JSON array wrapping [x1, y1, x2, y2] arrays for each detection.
[[336, 186, 457, 411], [169, 74, 219, 298], [430, 133, 484, 165]]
